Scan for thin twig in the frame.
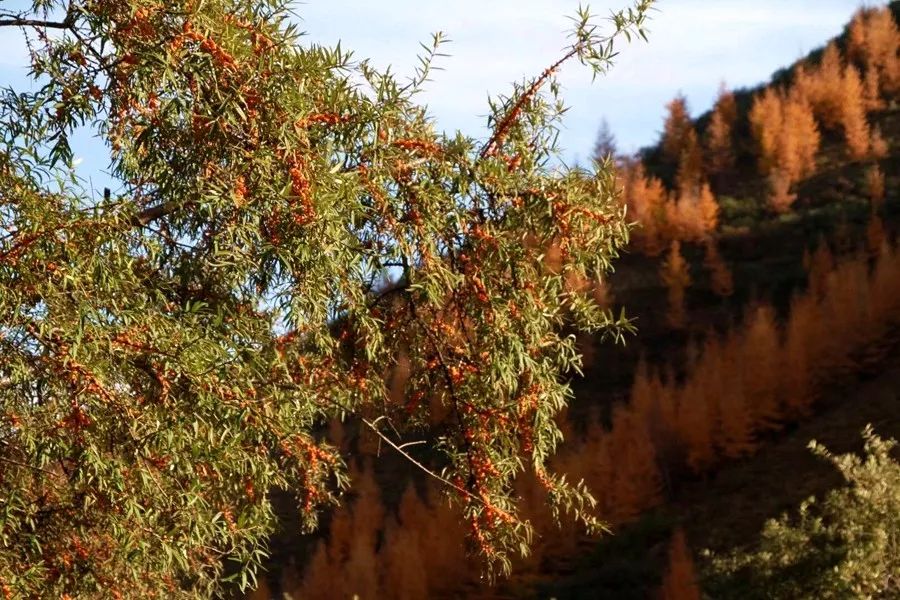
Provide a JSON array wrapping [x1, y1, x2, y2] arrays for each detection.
[[0, 455, 60, 478], [0, 16, 72, 29], [0, 6, 75, 30], [479, 44, 582, 160], [362, 417, 521, 525]]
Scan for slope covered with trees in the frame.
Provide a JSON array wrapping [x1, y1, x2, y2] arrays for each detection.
[[261, 4, 900, 598], [615, 2, 899, 249]]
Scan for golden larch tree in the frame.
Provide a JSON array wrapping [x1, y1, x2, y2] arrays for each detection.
[[839, 65, 872, 159], [781, 293, 817, 419], [380, 485, 430, 600], [869, 125, 889, 159], [863, 66, 884, 110], [607, 405, 664, 525], [741, 305, 782, 431], [661, 241, 692, 328], [782, 88, 821, 180], [867, 214, 887, 258], [767, 169, 798, 214], [669, 186, 713, 242], [806, 239, 836, 299], [676, 374, 716, 474], [630, 357, 678, 455], [705, 83, 738, 178], [847, 6, 900, 96], [704, 240, 734, 297], [748, 87, 784, 175], [624, 162, 670, 255], [630, 356, 660, 429], [716, 336, 757, 459], [660, 528, 702, 600], [662, 94, 694, 164], [802, 42, 845, 129], [676, 127, 705, 195], [866, 164, 886, 207], [696, 183, 720, 236], [751, 86, 819, 188]]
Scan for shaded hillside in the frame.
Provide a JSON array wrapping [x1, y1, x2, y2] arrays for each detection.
[[252, 5, 900, 598]]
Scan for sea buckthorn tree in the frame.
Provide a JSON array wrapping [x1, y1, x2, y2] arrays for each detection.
[[0, 0, 654, 596]]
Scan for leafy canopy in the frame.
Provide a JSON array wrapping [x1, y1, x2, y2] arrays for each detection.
[[0, 0, 653, 596], [705, 426, 900, 599]]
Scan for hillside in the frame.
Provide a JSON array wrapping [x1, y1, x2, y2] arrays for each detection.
[[251, 5, 900, 599]]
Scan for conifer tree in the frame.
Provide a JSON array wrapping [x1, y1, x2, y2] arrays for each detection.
[[741, 305, 781, 431], [661, 92, 705, 193], [696, 183, 719, 235], [781, 293, 816, 419], [695, 337, 726, 463], [748, 88, 783, 176], [380, 484, 431, 599], [703, 240, 734, 297], [660, 528, 702, 600], [607, 405, 663, 524], [865, 164, 886, 207], [661, 241, 692, 329], [807, 240, 836, 299], [803, 42, 845, 129], [0, 0, 656, 594], [866, 214, 886, 258], [782, 88, 821, 180], [716, 337, 756, 459], [675, 127, 704, 195], [623, 162, 668, 255], [869, 125, 889, 159], [676, 376, 716, 474], [382, 518, 429, 600], [750, 87, 819, 187], [593, 118, 618, 163], [767, 169, 798, 214], [839, 65, 872, 159], [705, 84, 738, 180], [862, 66, 884, 111], [847, 6, 900, 96], [662, 94, 694, 165], [630, 356, 659, 426]]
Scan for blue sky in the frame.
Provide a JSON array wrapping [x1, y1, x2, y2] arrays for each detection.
[[0, 0, 871, 180], [297, 0, 868, 159]]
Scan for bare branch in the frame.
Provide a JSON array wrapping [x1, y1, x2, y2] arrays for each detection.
[[362, 417, 522, 526], [0, 454, 61, 479], [130, 200, 183, 227], [0, 12, 75, 30]]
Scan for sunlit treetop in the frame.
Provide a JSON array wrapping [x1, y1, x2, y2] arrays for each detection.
[[0, 0, 653, 596]]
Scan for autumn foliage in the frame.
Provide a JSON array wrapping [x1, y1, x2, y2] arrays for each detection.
[[278, 228, 900, 597], [615, 4, 897, 240], [705, 84, 737, 179], [748, 86, 820, 211], [847, 6, 900, 97], [661, 241, 692, 328], [660, 528, 702, 600], [0, 0, 659, 595]]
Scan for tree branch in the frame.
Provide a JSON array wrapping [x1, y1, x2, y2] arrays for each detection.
[[479, 45, 581, 160], [0, 453, 61, 479], [0, 13, 75, 29], [130, 200, 183, 227], [362, 417, 521, 525]]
